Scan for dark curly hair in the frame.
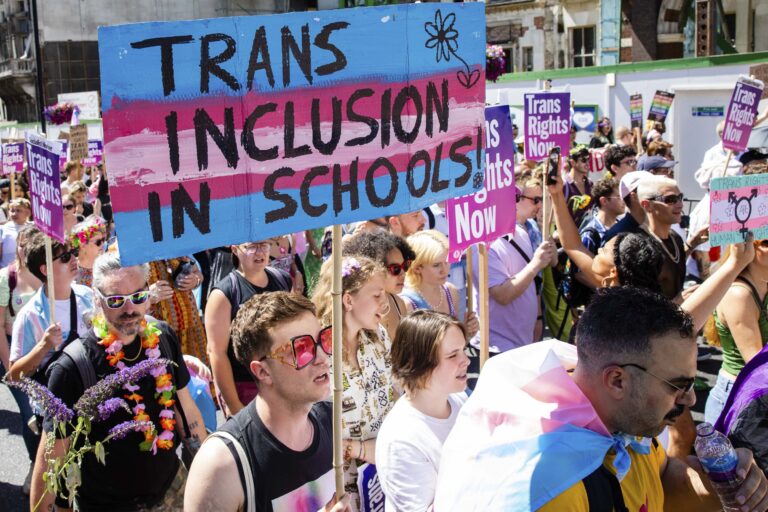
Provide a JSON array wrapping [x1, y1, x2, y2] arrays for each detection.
[[604, 144, 637, 171], [575, 286, 694, 370], [342, 231, 416, 265], [591, 177, 618, 206], [613, 232, 663, 292]]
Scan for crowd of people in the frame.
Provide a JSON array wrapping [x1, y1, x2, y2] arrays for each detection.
[[1, 108, 768, 512]]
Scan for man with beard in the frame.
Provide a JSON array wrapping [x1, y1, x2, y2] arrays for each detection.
[[435, 287, 768, 511], [33, 252, 207, 511]]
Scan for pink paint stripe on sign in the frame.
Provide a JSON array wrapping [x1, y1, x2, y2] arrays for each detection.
[[710, 217, 768, 234]]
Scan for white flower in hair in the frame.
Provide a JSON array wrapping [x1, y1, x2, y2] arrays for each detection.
[[342, 258, 361, 277]]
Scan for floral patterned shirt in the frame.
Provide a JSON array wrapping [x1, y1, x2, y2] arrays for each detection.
[[336, 325, 397, 511]]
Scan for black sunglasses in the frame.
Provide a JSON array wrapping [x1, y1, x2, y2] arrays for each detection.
[[386, 260, 412, 276], [53, 247, 79, 263], [63, 204, 76, 211], [521, 195, 543, 205], [652, 193, 684, 205], [92, 238, 105, 247]]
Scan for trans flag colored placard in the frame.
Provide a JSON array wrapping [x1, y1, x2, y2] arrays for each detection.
[[26, 134, 65, 243], [722, 76, 764, 153], [2, 142, 24, 175], [447, 105, 516, 262], [710, 173, 768, 247], [523, 92, 570, 161], [99, 4, 486, 265]]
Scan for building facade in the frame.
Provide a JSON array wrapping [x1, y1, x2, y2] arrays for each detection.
[[486, 0, 768, 76]]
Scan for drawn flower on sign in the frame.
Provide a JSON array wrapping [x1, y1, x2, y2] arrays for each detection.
[[424, 9, 480, 90]]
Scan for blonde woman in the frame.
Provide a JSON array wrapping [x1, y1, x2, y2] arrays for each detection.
[[401, 230, 479, 339], [312, 255, 397, 511]]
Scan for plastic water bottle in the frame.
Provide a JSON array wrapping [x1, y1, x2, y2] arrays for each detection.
[[694, 422, 742, 510]]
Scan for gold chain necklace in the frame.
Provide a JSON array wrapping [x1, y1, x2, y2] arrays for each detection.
[[122, 339, 143, 362], [647, 230, 680, 264]]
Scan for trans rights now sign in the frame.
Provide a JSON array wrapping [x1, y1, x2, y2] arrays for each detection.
[[99, 4, 486, 265]]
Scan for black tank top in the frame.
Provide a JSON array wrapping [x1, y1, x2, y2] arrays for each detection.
[[218, 401, 335, 511], [213, 270, 291, 382]]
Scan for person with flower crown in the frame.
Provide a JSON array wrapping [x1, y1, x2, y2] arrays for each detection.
[[35, 251, 207, 511], [70, 216, 108, 287], [312, 256, 398, 511]]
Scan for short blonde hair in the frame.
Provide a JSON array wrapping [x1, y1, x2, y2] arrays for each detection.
[[405, 230, 448, 288], [636, 175, 678, 201]]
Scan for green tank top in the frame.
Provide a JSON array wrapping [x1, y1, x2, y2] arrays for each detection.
[[714, 278, 768, 376]]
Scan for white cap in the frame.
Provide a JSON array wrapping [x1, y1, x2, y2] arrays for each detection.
[[619, 170, 653, 198]]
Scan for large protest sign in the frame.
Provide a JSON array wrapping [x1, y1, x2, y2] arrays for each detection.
[[357, 463, 384, 512], [588, 147, 606, 177], [722, 76, 764, 153], [99, 4, 486, 265], [647, 90, 674, 124], [2, 142, 24, 175], [630, 94, 643, 129], [82, 140, 104, 165], [523, 92, 570, 161], [26, 134, 65, 243], [710, 174, 768, 246], [447, 105, 515, 262]]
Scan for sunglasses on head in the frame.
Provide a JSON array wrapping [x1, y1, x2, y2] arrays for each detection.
[[96, 288, 151, 309], [652, 193, 684, 205], [386, 260, 412, 276], [53, 247, 79, 263], [260, 326, 332, 370]]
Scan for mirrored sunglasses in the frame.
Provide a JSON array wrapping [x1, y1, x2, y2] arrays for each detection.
[[97, 289, 151, 309], [260, 326, 333, 370]]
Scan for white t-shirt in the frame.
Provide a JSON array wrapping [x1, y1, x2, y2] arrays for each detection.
[[54, 297, 73, 336], [0, 222, 22, 268], [376, 392, 467, 512]]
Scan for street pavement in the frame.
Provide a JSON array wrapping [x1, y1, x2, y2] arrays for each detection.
[[0, 338, 722, 512]]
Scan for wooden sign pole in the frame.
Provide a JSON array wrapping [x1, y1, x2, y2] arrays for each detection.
[[10, 172, 15, 200], [478, 243, 490, 368], [721, 150, 734, 179], [330, 224, 344, 500], [45, 237, 56, 323], [634, 126, 643, 155]]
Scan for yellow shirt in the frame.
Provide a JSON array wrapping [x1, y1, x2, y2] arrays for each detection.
[[539, 439, 666, 512]]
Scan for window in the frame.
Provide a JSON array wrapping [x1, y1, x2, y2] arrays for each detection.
[[522, 47, 533, 72], [503, 47, 512, 73], [571, 26, 596, 67]]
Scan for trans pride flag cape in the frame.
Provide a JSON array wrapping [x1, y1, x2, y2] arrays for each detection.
[[434, 340, 646, 511]]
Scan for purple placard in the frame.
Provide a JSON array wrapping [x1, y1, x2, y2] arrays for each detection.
[[82, 140, 103, 165], [2, 142, 24, 175], [26, 134, 65, 243], [446, 105, 516, 262], [58, 141, 68, 172], [722, 76, 765, 153], [523, 91, 571, 161], [357, 463, 385, 512]]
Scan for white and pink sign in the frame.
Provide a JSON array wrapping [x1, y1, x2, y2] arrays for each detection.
[[447, 105, 516, 262], [710, 173, 768, 247]]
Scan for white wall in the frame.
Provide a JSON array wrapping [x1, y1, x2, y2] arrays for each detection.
[[487, 61, 757, 201]]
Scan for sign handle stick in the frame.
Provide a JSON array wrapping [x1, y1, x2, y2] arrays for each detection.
[[331, 224, 345, 500], [634, 127, 643, 155], [478, 243, 490, 368], [45, 236, 56, 324], [465, 248, 474, 315], [10, 172, 15, 200], [721, 150, 734, 179]]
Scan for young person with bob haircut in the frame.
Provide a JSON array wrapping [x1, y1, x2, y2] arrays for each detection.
[[376, 310, 469, 511]]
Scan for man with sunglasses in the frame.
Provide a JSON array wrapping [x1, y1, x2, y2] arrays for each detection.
[[35, 251, 207, 512], [604, 144, 638, 181], [186, 292, 349, 512], [436, 287, 768, 511]]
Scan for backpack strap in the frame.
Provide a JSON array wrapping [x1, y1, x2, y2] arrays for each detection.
[[582, 464, 629, 512], [265, 266, 291, 292], [423, 206, 436, 230], [60, 339, 98, 390], [228, 272, 242, 320], [208, 431, 255, 512]]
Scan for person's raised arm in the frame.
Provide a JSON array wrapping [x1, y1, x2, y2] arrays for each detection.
[[184, 437, 244, 512], [204, 290, 243, 417], [546, 174, 602, 288], [681, 237, 753, 332]]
